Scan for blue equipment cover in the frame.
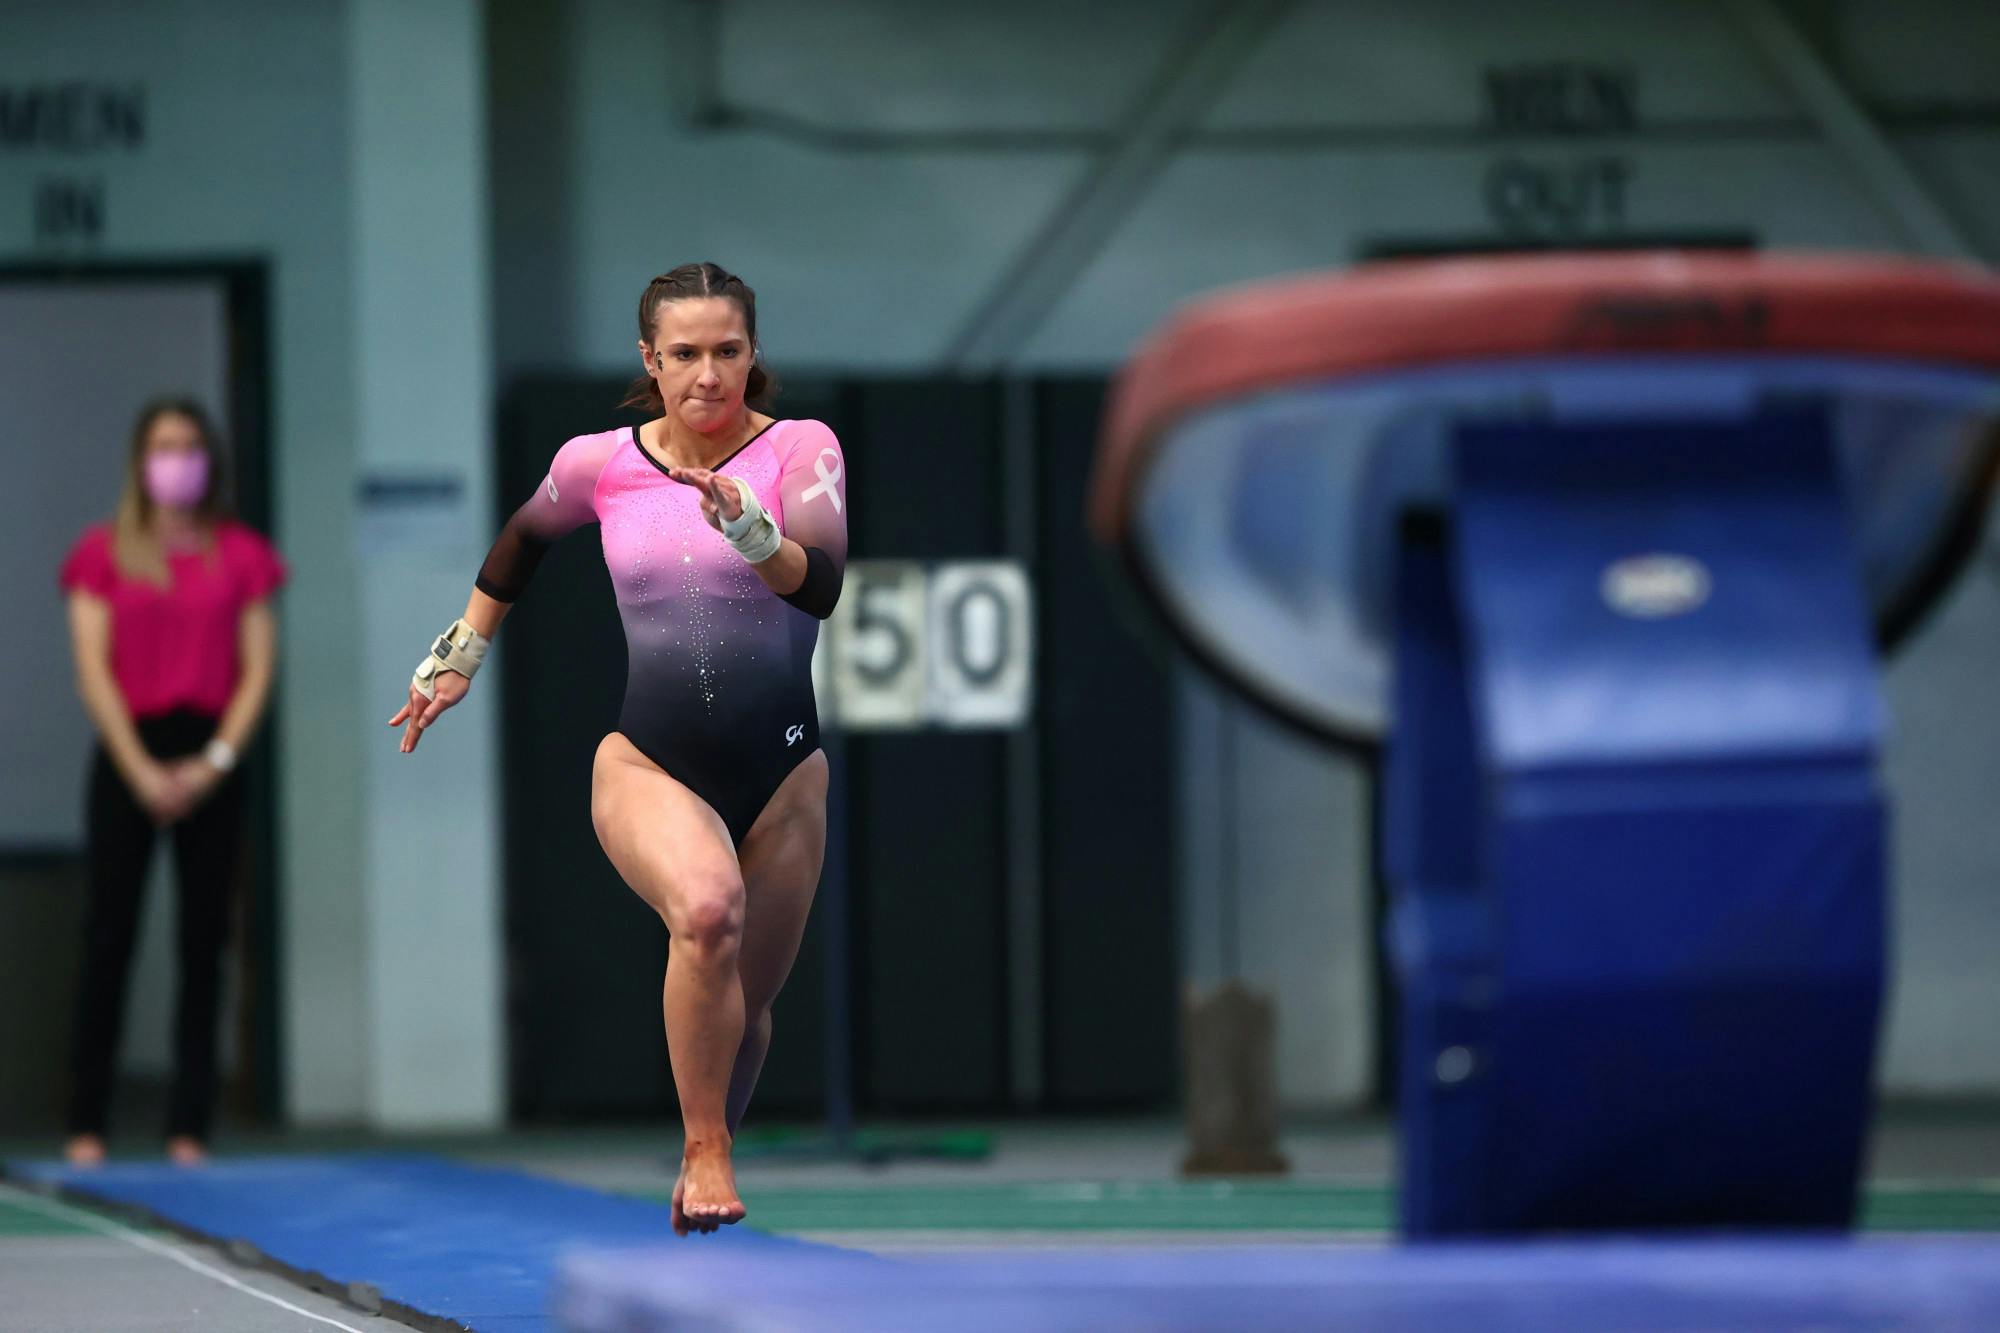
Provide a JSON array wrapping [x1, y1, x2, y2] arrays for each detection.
[[5, 1153, 811, 1331], [1455, 411, 1883, 770], [1389, 411, 1886, 1236], [558, 1236, 2000, 1332]]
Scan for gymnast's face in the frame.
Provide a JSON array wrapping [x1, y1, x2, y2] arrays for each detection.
[[643, 297, 753, 435]]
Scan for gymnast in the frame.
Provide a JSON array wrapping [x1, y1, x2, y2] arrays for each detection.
[[390, 262, 846, 1234]]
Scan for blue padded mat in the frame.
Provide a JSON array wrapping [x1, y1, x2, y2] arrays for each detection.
[[5, 1153, 817, 1332], [558, 1235, 2000, 1333]]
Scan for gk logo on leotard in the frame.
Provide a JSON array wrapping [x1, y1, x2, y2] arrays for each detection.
[[800, 448, 843, 514], [545, 475, 559, 505], [785, 724, 805, 746]]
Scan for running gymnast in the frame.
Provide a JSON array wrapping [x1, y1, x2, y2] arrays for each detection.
[[388, 262, 846, 1235]]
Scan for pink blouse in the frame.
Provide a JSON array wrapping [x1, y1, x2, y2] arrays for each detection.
[[59, 521, 287, 720]]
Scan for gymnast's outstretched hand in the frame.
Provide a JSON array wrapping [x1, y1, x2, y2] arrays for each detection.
[[388, 669, 469, 754], [665, 465, 746, 532]]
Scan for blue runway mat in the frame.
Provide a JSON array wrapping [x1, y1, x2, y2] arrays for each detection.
[[5, 1153, 814, 1331], [558, 1235, 2000, 1332]]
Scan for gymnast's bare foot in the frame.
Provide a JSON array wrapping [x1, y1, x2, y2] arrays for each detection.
[[679, 1138, 745, 1235], [63, 1134, 105, 1168], [670, 1162, 690, 1237], [166, 1136, 208, 1167]]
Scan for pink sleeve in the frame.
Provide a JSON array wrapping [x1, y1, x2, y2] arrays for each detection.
[[230, 526, 288, 601], [776, 420, 848, 570], [476, 429, 622, 602], [518, 431, 619, 542], [59, 526, 117, 598]]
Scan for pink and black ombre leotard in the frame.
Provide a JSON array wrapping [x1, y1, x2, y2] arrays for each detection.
[[476, 418, 848, 844]]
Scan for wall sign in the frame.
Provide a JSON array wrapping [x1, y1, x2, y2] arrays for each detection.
[[1481, 63, 1638, 239], [1484, 64, 1636, 136], [926, 561, 1034, 729], [0, 83, 146, 151], [821, 558, 1035, 731], [33, 176, 106, 242], [5, 82, 146, 247], [828, 560, 930, 729], [1485, 156, 1631, 235], [356, 472, 475, 553]]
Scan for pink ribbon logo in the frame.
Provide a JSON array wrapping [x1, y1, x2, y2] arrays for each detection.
[[800, 448, 843, 513]]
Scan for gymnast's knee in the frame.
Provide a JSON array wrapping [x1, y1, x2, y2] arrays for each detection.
[[672, 878, 745, 959]]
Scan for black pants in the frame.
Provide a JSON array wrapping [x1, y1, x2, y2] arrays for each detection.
[[67, 710, 245, 1141]]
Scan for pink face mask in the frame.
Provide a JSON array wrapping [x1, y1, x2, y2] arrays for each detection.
[[144, 451, 211, 508]]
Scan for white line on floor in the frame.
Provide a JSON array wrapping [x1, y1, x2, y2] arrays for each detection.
[[0, 1182, 366, 1333]]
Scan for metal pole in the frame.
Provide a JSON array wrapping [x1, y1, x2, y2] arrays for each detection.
[[820, 723, 855, 1148], [1726, 0, 1978, 260], [945, 1, 1296, 371], [1002, 375, 1045, 1105]]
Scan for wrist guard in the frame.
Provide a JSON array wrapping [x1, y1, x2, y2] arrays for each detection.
[[412, 618, 490, 701], [719, 478, 783, 564]]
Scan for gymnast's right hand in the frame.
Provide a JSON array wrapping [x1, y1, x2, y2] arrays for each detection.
[[388, 670, 468, 754]]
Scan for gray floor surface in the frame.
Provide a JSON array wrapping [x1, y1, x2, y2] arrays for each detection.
[[0, 1185, 378, 1332]]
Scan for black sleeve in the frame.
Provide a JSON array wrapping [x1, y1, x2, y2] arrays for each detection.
[[778, 545, 843, 620], [473, 504, 553, 604]]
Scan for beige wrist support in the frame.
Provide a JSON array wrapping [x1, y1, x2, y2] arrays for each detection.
[[719, 478, 783, 564], [412, 618, 490, 701]]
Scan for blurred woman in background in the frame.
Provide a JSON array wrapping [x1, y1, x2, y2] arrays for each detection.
[[58, 398, 285, 1168]]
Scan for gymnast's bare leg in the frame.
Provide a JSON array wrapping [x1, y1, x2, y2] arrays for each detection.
[[685, 749, 826, 1234], [592, 733, 826, 1235]]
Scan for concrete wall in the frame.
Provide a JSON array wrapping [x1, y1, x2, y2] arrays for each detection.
[[498, 0, 1997, 373]]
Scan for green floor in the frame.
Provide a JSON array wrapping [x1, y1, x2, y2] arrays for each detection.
[[0, 1192, 102, 1238], [614, 1180, 2000, 1235], [1859, 1185, 2000, 1232]]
